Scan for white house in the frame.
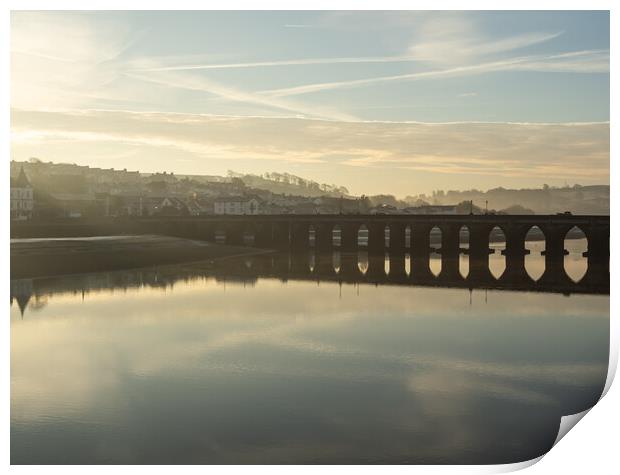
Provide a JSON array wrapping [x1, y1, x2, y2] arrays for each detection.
[[10, 167, 34, 220], [214, 197, 261, 215]]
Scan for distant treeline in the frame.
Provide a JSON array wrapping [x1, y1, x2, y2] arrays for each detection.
[[228, 171, 350, 198]]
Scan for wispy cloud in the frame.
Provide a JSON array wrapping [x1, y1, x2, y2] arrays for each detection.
[[260, 50, 609, 97], [11, 11, 609, 126], [129, 55, 422, 72], [124, 70, 357, 121], [126, 29, 562, 74], [409, 18, 564, 65]]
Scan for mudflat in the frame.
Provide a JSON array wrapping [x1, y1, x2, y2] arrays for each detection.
[[10, 235, 271, 279]]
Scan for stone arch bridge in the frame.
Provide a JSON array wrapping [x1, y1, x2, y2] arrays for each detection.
[[11, 214, 609, 290], [139, 214, 609, 284]]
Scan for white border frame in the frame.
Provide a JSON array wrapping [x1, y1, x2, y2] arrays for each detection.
[[1, 2, 615, 473]]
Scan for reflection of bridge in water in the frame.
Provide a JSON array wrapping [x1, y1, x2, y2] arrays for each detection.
[[211, 251, 609, 296], [10, 247, 608, 318]]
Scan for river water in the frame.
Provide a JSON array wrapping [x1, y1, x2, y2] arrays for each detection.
[[10, 239, 609, 464]]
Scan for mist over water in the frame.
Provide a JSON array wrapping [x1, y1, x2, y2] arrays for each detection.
[[10, 240, 608, 464]]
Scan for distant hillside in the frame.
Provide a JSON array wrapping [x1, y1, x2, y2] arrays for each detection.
[[10, 159, 609, 215], [406, 185, 609, 215]]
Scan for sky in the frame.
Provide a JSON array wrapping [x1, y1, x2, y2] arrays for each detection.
[[10, 10, 610, 197]]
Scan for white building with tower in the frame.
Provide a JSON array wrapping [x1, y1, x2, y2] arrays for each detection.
[[10, 167, 34, 220]]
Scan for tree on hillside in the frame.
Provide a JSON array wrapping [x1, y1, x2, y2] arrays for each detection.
[[358, 195, 372, 213]]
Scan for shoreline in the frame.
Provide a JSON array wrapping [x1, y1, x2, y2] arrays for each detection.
[[10, 235, 274, 280]]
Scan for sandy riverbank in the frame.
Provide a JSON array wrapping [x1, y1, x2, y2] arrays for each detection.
[[10, 235, 273, 279]]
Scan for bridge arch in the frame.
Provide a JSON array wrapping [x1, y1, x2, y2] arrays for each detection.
[[358, 224, 369, 248], [333, 251, 341, 274], [308, 225, 316, 247], [384, 225, 390, 248], [459, 225, 470, 278], [489, 225, 506, 280], [332, 224, 342, 247], [405, 225, 412, 249], [357, 250, 369, 275], [524, 225, 545, 281], [564, 225, 588, 282]]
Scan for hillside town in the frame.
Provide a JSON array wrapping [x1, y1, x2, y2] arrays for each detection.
[[10, 158, 609, 221], [9, 159, 460, 220]]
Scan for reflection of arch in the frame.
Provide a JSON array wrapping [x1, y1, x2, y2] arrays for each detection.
[[333, 251, 341, 274], [564, 225, 587, 283], [429, 226, 442, 276], [357, 251, 369, 274], [524, 225, 545, 281], [384, 252, 390, 275], [489, 226, 506, 279], [332, 224, 342, 247], [358, 224, 369, 247], [459, 225, 470, 278], [308, 252, 315, 273]]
